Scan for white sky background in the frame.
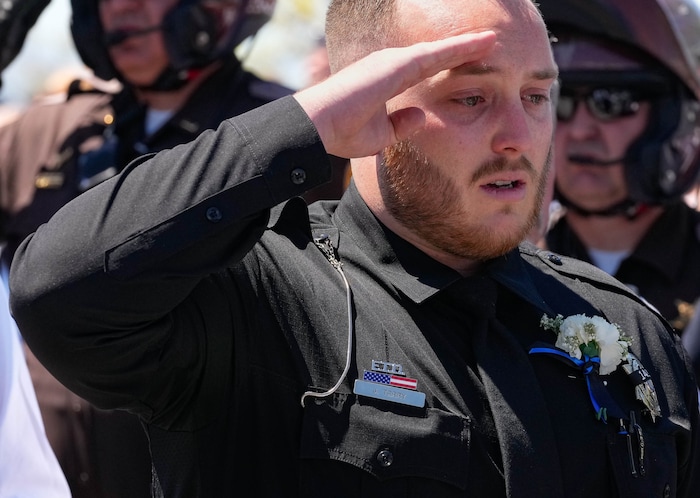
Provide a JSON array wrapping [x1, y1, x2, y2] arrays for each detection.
[[0, 0, 329, 108]]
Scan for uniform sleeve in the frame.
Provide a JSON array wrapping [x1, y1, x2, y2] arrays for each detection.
[[9, 96, 331, 425]]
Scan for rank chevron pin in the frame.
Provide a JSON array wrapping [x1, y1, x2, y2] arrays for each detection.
[[353, 360, 426, 408]]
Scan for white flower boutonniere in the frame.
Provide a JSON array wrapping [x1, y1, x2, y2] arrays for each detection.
[[532, 313, 661, 423], [540, 313, 633, 375]]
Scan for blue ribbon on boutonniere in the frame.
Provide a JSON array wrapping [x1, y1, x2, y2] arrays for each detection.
[[529, 341, 626, 423]]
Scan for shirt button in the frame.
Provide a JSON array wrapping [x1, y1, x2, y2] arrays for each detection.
[[206, 207, 223, 223], [290, 168, 307, 185], [663, 484, 671, 498], [375, 448, 394, 468], [547, 253, 562, 265]]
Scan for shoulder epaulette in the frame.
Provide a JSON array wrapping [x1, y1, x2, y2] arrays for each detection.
[[522, 243, 676, 335], [520, 243, 655, 308], [66, 77, 121, 100]]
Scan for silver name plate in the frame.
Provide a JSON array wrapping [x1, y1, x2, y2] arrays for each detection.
[[353, 379, 426, 408]]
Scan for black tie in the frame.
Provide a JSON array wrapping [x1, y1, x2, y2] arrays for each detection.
[[450, 276, 566, 497]]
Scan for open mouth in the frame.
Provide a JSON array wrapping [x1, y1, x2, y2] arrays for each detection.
[[487, 180, 522, 189]]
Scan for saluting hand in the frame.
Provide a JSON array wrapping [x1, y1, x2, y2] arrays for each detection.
[[294, 31, 496, 160]]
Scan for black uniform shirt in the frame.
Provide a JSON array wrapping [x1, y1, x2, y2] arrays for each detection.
[[11, 96, 700, 498], [546, 203, 700, 333]]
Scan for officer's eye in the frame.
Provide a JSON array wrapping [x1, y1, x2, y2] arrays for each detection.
[[526, 94, 549, 105], [458, 96, 484, 107]]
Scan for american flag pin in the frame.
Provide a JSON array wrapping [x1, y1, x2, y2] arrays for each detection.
[[353, 361, 425, 408]]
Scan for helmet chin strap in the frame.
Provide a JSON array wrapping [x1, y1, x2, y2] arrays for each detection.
[[555, 190, 649, 220], [132, 66, 196, 92], [131, 58, 232, 92], [555, 153, 652, 219]]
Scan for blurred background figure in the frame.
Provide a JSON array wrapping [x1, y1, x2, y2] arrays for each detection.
[[1, 0, 292, 270], [0, 0, 297, 496], [538, 0, 700, 335], [0, 1, 70, 496]]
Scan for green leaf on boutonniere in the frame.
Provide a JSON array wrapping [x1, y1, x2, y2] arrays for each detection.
[[580, 342, 601, 359]]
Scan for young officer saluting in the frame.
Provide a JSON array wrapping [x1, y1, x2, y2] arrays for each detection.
[[10, 1, 700, 496]]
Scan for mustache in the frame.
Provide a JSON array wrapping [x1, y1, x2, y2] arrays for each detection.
[[470, 155, 537, 185]]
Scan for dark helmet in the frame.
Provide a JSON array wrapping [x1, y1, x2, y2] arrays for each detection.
[[0, 0, 51, 80], [538, 0, 700, 206], [70, 0, 276, 89]]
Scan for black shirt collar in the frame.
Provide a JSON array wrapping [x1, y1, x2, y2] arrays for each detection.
[[333, 181, 550, 312], [334, 182, 461, 303]]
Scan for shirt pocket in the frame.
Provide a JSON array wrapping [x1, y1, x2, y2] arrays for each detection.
[[607, 429, 677, 497], [299, 393, 471, 495]]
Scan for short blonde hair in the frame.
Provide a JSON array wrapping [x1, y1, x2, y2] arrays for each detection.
[[325, 0, 396, 73]]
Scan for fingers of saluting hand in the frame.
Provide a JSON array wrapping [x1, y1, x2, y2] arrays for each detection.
[[294, 31, 496, 159]]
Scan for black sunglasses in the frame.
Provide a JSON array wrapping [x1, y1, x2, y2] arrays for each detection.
[[555, 70, 671, 123], [556, 87, 651, 122]]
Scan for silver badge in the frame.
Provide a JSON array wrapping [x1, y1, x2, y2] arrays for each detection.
[[622, 353, 661, 422]]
